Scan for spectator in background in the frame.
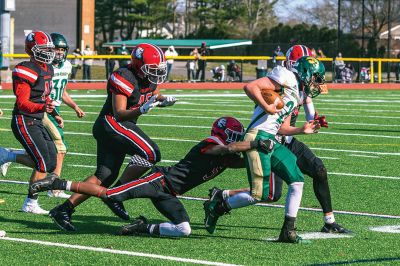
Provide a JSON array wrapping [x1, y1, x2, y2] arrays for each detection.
[[272, 46, 284, 67], [117, 44, 130, 68], [333, 52, 345, 82], [396, 53, 400, 82], [227, 60, 242, 82], [196, 42, 209, 82], [311, 48, 317, 58], [82, 45, 94, 81], [187, 48, 198, 81], [317, 48, 326, 58], [341, 63, 354, 83], [211, 65, 225, 82], [105, 46, 116, 79], [70, 48, 82, 81], [165, 46, 178, 81]]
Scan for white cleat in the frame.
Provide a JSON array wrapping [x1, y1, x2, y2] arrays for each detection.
[[1, 162, 11, 177], [21, 198, 49, 215], [47, 190, 71, 199], [0, 230, 6, 237]]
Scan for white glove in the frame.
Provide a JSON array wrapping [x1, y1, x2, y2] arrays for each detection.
[[139, 95, 159, 114], [159, 96, 177, 107]]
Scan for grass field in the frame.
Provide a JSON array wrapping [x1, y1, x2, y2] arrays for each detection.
[[0, 88, 399, 265]]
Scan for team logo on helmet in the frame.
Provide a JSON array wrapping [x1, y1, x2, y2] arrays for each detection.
[[306, 56, 319, 66], [135, 47, 144, 59], [27, 33, 34, 42], [217, 118, 227, 128]]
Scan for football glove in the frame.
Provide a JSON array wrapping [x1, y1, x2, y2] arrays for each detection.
[[314, 112, 328, 128], [159, 96, 177, 107], [251, 139, 274, 153], [139, 95, 159, 114]]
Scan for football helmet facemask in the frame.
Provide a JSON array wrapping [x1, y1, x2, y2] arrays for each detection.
[[211, 117, 244, 145], [50, 33, 69, 64], [293, 56, 326, 98], [130, 43, 167, 84], [285, 45, 312, 71], [25, 31, 55, 64]]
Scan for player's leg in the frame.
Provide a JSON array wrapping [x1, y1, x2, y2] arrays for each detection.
[[286, 138, 350, 233], [42, 113, 70, 198], [270, 143, 305, 243], [11, 115, 57, 214]]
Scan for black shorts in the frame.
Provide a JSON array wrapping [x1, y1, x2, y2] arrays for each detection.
[[11, 115, 57, 173], [106, 171, 190, 224], [92, 115, 161, 186]]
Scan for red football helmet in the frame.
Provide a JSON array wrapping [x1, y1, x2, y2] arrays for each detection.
[[285, 45, 312, 71], [130, 43, 167, 84], [25, 31, 55, 64], [211, 117, 244, 145]]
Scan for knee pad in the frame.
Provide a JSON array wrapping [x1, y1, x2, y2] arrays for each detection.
[[176, 222, 191, 236]]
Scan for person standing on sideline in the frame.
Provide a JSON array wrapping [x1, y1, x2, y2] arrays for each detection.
[[82, 45, 94, 81], [117, 44, 130, 68], [70, 48, 82, 81], [196, 42, 209, 82], [105, 46, 116, 79], [164, 46, 178, 81]]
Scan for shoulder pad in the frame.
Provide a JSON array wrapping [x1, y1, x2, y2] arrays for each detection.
[[12, 62, 39, 84]]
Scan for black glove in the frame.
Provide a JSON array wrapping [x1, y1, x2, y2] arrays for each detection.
[[250, 139, 274, 153]]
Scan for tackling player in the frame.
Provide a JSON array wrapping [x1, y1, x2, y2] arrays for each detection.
[[31, 117, 277, 238], [204, 56, 326, 243], [0, 31, 63, 214], [46, 43, 177, 231]]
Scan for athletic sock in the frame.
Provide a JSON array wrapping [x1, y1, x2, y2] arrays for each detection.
[[324, 213, 335, 224], [6, 151, 17, 163]]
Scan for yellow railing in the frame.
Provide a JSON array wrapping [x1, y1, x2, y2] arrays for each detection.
[[3, 54, 400, 83]]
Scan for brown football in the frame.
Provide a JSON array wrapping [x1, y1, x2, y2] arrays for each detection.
[[260, 89, 284, 109]]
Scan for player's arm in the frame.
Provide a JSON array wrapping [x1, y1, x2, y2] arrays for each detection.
[[303, 96, 315, 121], [62, 89, 85, 118], [14, 80, 49, 113], [278, 114, 320, 135], [204, 139, 274, 156], [243, 77, 281, 114], [112, 93, 142, 122]]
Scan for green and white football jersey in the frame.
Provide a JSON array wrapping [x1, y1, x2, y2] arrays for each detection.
[[50, 60, 72, 107], [248, 66, 301, 135]]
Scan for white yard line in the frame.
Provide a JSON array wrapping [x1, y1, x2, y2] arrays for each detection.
[[348, 154, 379, 158], [0, 237, 240, 266]]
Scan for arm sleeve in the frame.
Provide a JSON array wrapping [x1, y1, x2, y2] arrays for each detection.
[[15, 80, 45, 114], [303, 101, 315, 121]]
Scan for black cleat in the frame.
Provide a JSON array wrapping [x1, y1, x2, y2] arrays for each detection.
[[120, 216, 148, 236], [102, 198, 130, 220], [208, 187, 223, 202], [49, 205, 75, 232], [321, 222, 352, 234], [30, 173, 58, 194]]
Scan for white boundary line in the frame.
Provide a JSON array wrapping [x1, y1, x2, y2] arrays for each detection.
[[0, 237, 241, 266]]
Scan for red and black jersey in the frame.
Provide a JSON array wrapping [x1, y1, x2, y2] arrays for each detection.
[[12, 61, 54, 119], [158, 137, 243, 195], [99, 65, 157, 118]]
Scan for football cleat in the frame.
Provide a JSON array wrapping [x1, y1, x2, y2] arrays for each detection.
[[1, 162, 11, 177], [208, 187, 223, 202], [21, 199, 49, 215], [102, 198, 130, 220], [203, 200, 220, 234], [277, 229, 303, 244], [0, 230, 6, 237], [321, 222, 352, 234], [49, 205, 75, 231], [47, 190, 71, 199], [30, 173, 59, 194], [120, 216, 148, 236]]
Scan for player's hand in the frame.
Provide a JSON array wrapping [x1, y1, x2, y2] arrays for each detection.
[[264, 104, 281, 115], [159, 96, 177, 107], [139, 95, 160, 114], [55, 116, 64, 128], [256, 139, 274, 153], [74, 106, 85, 118], [314, 112, 328, 128], [302, 121, 320, 134], [45, 99, 55, 113]]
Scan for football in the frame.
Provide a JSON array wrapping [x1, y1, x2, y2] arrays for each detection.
[[260, 89, 284, 109]]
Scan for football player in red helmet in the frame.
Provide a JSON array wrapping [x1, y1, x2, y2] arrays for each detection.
[[46, 43, 176, 231], [30, 117, 275, 237], [0, 30, 64, 214]]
